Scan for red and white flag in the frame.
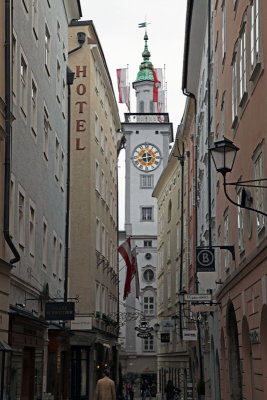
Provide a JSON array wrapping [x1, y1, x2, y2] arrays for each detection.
[[116, 68, 130, 110], [131, 247, 140, 299], [118, 237, 135, 299]]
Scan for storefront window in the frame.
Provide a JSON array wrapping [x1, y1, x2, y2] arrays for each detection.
[[47, 352, 56, 395]]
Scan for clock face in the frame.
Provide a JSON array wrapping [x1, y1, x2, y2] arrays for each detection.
[[132, 143, 161, 172]]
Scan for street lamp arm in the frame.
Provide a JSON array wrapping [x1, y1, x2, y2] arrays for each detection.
[[223, 175, 267, 217]]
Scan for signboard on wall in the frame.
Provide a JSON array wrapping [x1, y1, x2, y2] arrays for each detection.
[[160, 333, 170, 343], [162, 320, 175, 331], [196, 248, 215, 272], [45, 302, 75, 320], [182, 330, 197, 341]]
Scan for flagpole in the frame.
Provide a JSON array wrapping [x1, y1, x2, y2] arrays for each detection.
[[164, 64, 167, 112]]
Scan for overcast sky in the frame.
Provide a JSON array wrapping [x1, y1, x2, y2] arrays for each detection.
[[79, 0, 188, 228]]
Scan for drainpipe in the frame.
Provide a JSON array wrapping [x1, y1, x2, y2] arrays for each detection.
[[64, 31, 86, 303], [64, 68, 74, 304], [4, 0, 20, 264]]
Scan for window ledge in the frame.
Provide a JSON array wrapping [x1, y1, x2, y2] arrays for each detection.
[[250, 61, 261, 82], [239, 91, 248, 108], [231, 115, 238, 130]]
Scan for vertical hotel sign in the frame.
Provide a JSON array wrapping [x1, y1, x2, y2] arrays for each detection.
[[74, 65, 87, 151]]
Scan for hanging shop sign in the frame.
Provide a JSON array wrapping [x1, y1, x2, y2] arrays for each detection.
[[162, 320, 175, 331], [182, 330, 197, 341], [184, 294, 212, 302], [160, 333, 170, 343], [137, 332, 152, 339], [196, 248, 215, 272], [45, 302, 75, 320], [71, 315, 92, 330], [135, 326, 153, 333]]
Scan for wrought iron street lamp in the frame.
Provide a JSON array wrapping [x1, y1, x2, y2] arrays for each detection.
[[210, 137, 267, 217]]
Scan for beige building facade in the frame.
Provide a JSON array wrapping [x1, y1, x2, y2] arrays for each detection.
[[68, 20, 121, 399], [153, 100, 195, 398]]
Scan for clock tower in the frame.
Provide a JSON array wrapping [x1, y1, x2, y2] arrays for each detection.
[[119, 30, 173, 382]]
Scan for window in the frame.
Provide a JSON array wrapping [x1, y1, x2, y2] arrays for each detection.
[[232, 54, 238, 125], [96, 218, 100, 251], [53, 233, 57, 276], [144, 269, 154, 282], [100, 126, 104, 150], [239, 27, 247, 102], [221, 91, 225, 137], [168, 200, 172, 222], [45, 23, 51, 74], [101, 224, 105, 256], [12, 33, 17, 98], [10, 175, 15, 237], [105, 136, 108, 160], [57, 19, 61, 41], [20, 53, 27, 116], [144, 240, 152, 247], [144, 296, 154, 315], [254, 150, 265, 231], [95, 160, 100, 192], [222, 0, 226, 63], [167, 271, 171, 298], [224, 211, 230, 270], [31, 77, 37, 136], [95, 114, 99, 141], [96, 283, 100, 312], [55, 137, 59, 179], [101, 170, 105, 200], [18, 190, 25, 247], [101, 286, 105, 313], [250, 0, 259, 70], [167, 233, 171, 259], [62, 79, 66, 117], [215, 31, 219, 98], [56, 60, 61, 102], [43, 106, 49, 160], [22, 0, 29, 13], [42, 219, 48, 267], [141, 207, 153, 221], [237, 189, 245, 253], [32, 0, 38, 39], [177, 223, 180, 251], [59, 241, 63, 280], [60, 150, 64, 190], [29, 202, 36, 257], [95, 62, 99, 92], [144, 335, 154, 351], [140, 175, 154, 189]]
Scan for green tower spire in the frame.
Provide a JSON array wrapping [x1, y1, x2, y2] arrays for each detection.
[[135, 30, 154, 82]]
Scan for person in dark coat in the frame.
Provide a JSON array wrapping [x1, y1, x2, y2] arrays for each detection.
[[164, 380, 175, 400]]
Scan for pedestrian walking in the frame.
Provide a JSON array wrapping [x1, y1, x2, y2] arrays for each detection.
[[164, 380, 175, 400], [129, 382, 134, 400], [94, 369, 116, 400], [141, 379, 151, 400]]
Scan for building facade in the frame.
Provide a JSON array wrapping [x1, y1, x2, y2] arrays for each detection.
[[182, 1, 221, 398], [213, 0, 267, 398], [152, 98, 196, 399], [119, 31, 173, 395], [68, 20, 121, 400], [7, 1, 81, 398]]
